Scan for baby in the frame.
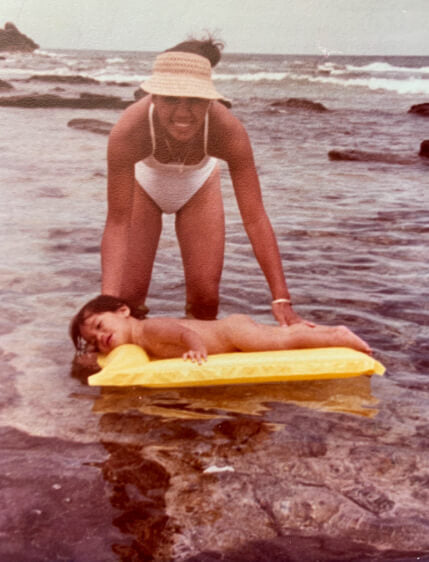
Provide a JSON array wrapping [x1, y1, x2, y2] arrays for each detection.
[[70, 295, 372, 363]]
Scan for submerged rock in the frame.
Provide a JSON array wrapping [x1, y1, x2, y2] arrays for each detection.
[[67, 118, 114, 135], [0, 79, 13, 90], [87, 386, 429, 561], [408, 103, 429, 117], [134, 86, 147, 101], [328, 149, 419, 165], [0, 22, 39, 52], [26, 74, 100, 85], [0, 92, 131, 109], [270, 98, 328, 112], [419, 140, 429, 157]]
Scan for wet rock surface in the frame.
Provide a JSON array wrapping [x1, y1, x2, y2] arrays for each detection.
[[0, 78, 13, 90], [419, 139, 429, 157], [26, 74, 101, 85], [328, 149, 421, 165], [0, 92, 131, 109], [0, 426, 122, 561], [408, 102, 429, 116], [270, 98, 328, 112], [328, 141, 429, 164], [68, 118, 114, 135], [11, 377, 422, 561]]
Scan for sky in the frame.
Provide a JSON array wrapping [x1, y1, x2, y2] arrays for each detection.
[[1, 0, 428, 55]]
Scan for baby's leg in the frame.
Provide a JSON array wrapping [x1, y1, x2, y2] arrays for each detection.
[[225, 315, 371, 354]]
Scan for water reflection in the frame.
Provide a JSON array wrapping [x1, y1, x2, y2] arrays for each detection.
[[88, 376, 380, 560], [93, 375, 379, 421]]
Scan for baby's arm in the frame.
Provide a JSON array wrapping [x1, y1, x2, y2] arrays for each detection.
[[141, 318, 208, 363]]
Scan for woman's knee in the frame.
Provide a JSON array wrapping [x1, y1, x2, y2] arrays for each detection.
[[186, 297, 219, 320]]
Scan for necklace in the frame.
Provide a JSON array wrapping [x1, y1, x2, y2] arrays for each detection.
[[164, 138, 191, 174]]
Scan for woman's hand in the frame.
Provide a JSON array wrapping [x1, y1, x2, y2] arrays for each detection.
[[272, 301, 315, 327], [182, 349, 208, 364]]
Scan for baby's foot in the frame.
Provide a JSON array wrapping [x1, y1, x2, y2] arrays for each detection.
[[335, 326, 372, 355]]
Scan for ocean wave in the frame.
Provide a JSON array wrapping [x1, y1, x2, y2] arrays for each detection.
[[318, 60, 429, 76], [347, 61, 429, 74], [214, 70, 429, 95], [215, 72, 288, 82], [294, 72, 429, 95], [34, 49, 67, 59], [106, 57, 126, 64], [91, 71, 147, 83]]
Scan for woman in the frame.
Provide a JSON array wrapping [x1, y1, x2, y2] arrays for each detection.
[[101, 38, 304, 325]]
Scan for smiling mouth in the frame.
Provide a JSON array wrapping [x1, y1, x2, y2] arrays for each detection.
[[172, 119, 194, 129]]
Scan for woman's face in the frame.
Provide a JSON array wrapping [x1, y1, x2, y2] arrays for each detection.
[[153, 95, 210, 142]]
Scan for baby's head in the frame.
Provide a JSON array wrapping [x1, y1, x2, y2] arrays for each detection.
[[70, 294, 144, 352]]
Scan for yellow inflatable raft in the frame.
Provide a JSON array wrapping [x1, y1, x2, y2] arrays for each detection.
[[88, 344, 385, 388]]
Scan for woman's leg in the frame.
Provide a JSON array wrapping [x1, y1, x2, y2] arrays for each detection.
[[175, 166, 225, 319], [225, 315, 372, 354], [119, 183, 163, 307]]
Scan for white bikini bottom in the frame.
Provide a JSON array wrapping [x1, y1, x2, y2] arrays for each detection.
[[135, 156, 218, 214]]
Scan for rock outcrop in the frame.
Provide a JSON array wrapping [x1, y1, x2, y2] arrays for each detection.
[[419, 140, 429, 157], [408, 103, 429, 117], [328, 149, 418, 165], [26, 74, 100, 85], [328, 143, 429, 165], [0, 79, 13, 90], [0, 93, 131, 109], [270, 98, 328, 112], [67, 118, 114, 135], [0, 22, 39, 52]]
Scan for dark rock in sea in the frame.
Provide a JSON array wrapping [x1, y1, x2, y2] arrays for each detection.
[[328, 149, 418, 165], [408, 103, 429, 117], [106, 80, 133, 87], [0, 79, 13, 90], [0, 22, 39, 52], [0, 92, 131, 109], [67, 118, 114, 135], [270, 97, 328, 112], [134, 87, 147, 101], [26, 74, 100, 85], [419, 140, 429, 157]]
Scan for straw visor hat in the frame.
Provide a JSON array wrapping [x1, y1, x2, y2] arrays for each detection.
[[141, 51, 230, 105]]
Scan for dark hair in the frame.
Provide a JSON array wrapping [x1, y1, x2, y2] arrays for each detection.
[[164, 35, 224, 67], [70, 294, 146, 351]]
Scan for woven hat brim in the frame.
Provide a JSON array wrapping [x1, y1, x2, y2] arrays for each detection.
[[141, 74, 229, 103]]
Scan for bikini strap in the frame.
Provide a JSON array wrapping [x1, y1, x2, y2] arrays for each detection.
[[148, 103, 156, 154]]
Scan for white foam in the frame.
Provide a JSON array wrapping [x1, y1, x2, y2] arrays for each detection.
[[203, 465, 235, 474], [318, 60, 429, 76], [292, 72, 429, 95], [346, 61, 429, 74], [215, 72, 288, 82], [92, 71, 148, 83], [106, 57, 125, 64]]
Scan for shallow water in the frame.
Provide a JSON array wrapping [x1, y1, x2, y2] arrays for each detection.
[[1, 50, 429, 560]]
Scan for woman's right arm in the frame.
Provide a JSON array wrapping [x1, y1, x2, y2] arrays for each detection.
[[101, 99, 151, 296], [101, 139, 135, 296]]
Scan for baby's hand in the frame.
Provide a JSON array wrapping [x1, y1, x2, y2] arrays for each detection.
[[182, 349, 207, 364]]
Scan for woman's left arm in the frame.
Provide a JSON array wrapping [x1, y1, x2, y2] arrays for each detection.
[[218, 114, 304, 325]]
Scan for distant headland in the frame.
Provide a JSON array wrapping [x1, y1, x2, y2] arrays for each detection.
[[0, 22, 39, 52]]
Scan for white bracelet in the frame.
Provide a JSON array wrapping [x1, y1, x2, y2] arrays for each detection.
[[272, 298, 292, 305]]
